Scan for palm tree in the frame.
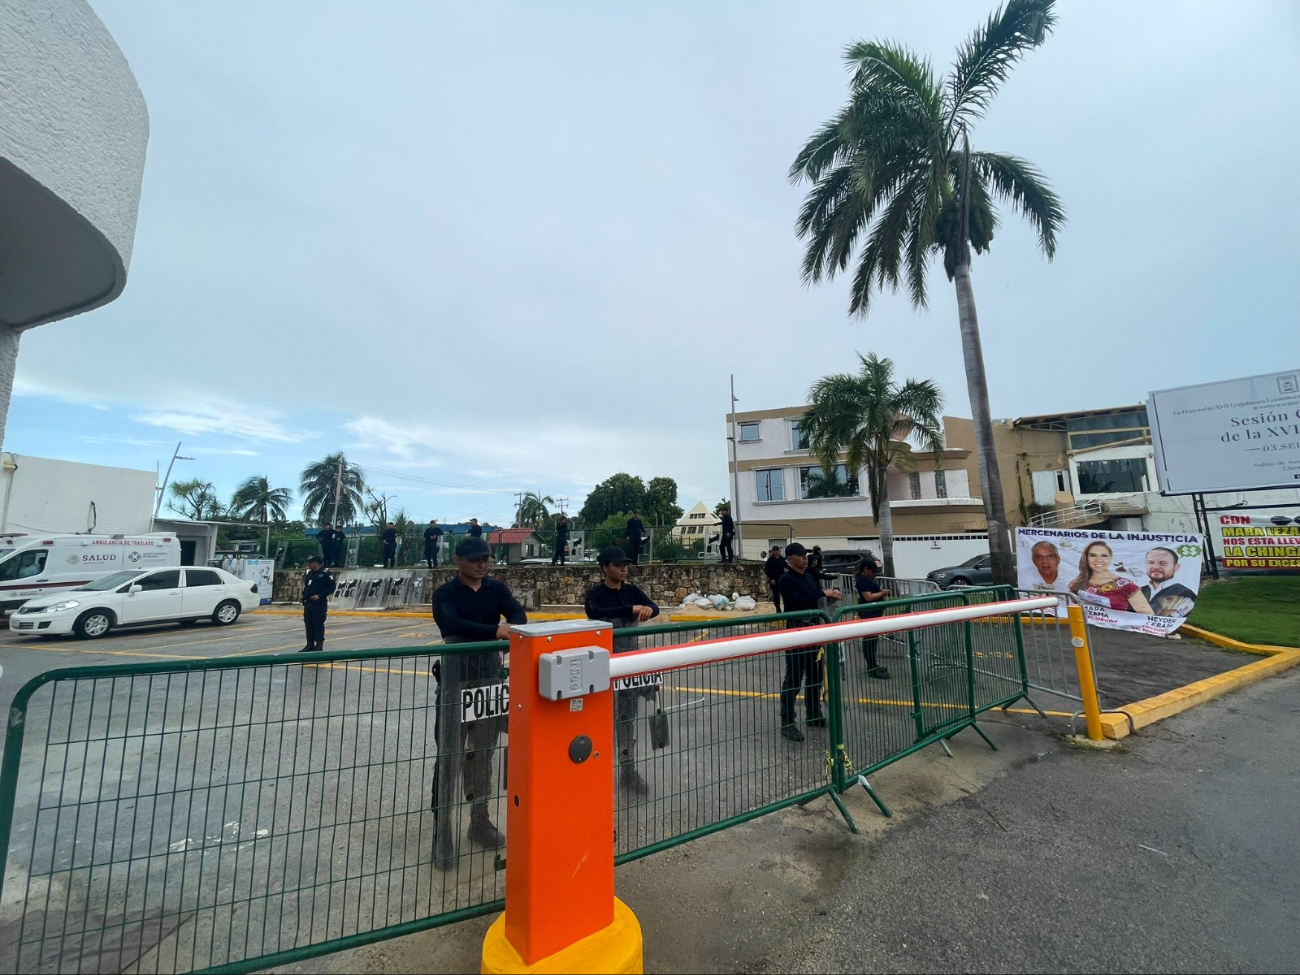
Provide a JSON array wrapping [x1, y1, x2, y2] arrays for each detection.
[[515, 491, 554, 528], [300, 453, 367, 527], [789, 0, 1064, 583], [230, 475, 293, 555], [801, 353, 944, 577]]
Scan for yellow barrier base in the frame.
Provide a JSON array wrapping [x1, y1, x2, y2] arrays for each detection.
[[481, 898, 643, 975]]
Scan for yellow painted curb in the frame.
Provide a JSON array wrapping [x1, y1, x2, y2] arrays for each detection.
[[480, 898, 643, 974], [1098, 627, 1300, 741]]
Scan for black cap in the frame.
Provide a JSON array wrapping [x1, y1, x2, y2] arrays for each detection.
[[785, 542, 808, 558], [455, 536, 491, 559], [307, 555, 323, 565], [862, 558, 881, 572], [598, 545, 631, 565]]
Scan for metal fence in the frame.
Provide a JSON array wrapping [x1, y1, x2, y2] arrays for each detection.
[[0, 600, 1069, 973]]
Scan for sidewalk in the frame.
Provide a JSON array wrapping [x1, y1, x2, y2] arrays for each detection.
[[271, 666, 1300, 974]]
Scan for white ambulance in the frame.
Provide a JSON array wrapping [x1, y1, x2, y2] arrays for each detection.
[[0, 533, 181, 612]]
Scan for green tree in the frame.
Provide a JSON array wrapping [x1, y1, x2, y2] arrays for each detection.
[[300, 453, 367, 526], [578, 473, 645, 525], [229, 476, 292, 524], [803, 467, 859, 499], [644, 477, 684, 527], [789, 0, 1064, 583], [801, 353, 945, 577], [516, 491, 554, 528], [713, 499, 729, 518], [166, 478, 222, 520]]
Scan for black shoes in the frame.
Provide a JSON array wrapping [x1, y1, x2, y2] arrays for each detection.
[[780, 724, 805, 742], [866, 666, 891, 679], [298, 644, 321, 653], [805, 716, 828, 728], [468, 809, 505, 850]]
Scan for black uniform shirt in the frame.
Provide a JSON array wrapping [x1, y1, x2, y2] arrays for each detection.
[[302, 568, 336, 604], [424, 525, 443, 543], [433, 577, 526, 641], [856, 572, 884, 618], [777, 569, 824, 626], [555, 520, 569, 539], [317, 528, 336, 548], [584, 583, 660, 627], [721, 514, 735, 534], [381, 528, 397, 545], [764, 554, 787, 583], [468, 523, 483, 537]]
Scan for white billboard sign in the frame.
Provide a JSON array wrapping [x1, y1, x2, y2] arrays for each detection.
[[1149, 369, 1300, 495]]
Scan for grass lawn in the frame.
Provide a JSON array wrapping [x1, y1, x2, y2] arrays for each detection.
[[1188, 576, 1300, 648]]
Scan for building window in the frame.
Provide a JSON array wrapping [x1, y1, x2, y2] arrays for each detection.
[[798, 464, 856, 499], [935, 470, 948, 498], [1077, 458, 1148, 494], [739, 422, 760, 442], [909, 472, 922, 500], [788, 420, 809, 451], [755, 468, 784, 502]]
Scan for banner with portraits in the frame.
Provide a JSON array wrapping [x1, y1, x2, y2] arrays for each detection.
[[1014, 527, 1205, 636]]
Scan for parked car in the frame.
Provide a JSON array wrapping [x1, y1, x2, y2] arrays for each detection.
[[9, 566, 260, 639], [926, 554, 996, 589]]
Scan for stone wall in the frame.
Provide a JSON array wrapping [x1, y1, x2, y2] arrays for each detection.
[[274, 563, 769, 607]]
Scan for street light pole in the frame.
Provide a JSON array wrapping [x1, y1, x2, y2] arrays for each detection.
[[729, 374, 742, 559], [152, 441, 193, 532]]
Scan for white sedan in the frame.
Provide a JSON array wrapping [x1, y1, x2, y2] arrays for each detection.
[[10, 566, 261, 639]]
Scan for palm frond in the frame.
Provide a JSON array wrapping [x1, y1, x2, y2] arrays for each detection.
[[947, 0, 1056, 131], [973, 151, 1064, 258], [845, 41, 944, 122]]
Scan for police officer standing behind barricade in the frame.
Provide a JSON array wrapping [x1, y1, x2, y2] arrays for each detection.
[[299, 555, 336, 653], [424, 519, 443, 569], [318, 524, 337, 567], [584, 546, 660, 795], [764, 545, 787, 612], [431, 536, 527, 857], [380, 522, 398, 569], [624, 511, 644, 564], [776, 542, 841, 742]]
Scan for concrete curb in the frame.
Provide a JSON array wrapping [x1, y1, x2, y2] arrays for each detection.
[[1098, 626, 1300, 741], [258, 608, 729, 623]]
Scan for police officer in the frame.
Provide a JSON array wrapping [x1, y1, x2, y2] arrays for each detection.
[[719, 505, 736, 563], [467, 518, 483, 538], [380, 522, 398, 569], [624, 511, 644, 564], [551, 514, 570, 566], [423, 519, 444, 569], [431, 535, 527, 858], [775, 542, 841, 741], [584, 545, 660, 795], [317, 524, 337, 566], [299, 555, 336, 653], [764, 545, 788, 612]]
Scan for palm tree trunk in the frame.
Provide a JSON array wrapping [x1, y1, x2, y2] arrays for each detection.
[[876, 481, 896, 578], [952, 263, 1014, 584]]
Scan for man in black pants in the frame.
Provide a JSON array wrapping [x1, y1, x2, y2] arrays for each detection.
[[431, 536, 527, 856], [855, 559, 892, 679], [423, 519, 443, 568], [764, 545, 787, 612], [624, 511, 644, 564], [775, 542, 841, 742], [318, 524, 337, 566], [584, 545, 660, 795], [299, 556, 336, 653], [380, 521, 398, 568], [719, 505, 735, 563], [551, 514, 570, 565]]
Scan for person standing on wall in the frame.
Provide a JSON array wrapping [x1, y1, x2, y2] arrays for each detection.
[[584, 545, 660, 795], [299, 555, 336, 653], [431, 535, 527, 856], [625, 511, 644, 564], [380, 521, 398, 569], [424, 519, 444, 569], [719, 505, 736, 563], [775, 542, 841, 742], [318, 524, 337, 567], [855, 558, 892, 679], [764, 545, 787, 612], [467, 518, 483, 538], [552, 513, 570, 566]]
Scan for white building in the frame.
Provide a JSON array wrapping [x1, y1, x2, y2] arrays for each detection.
[[672, 501, 721, 542], [0, 452, 217, 564]]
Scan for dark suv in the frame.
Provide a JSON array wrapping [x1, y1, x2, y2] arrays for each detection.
[[926, 554, 995, 589]]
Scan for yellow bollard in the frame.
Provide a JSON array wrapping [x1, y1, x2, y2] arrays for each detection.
[[480, 620, 644, 975], [1067, 604, 1104, 741]]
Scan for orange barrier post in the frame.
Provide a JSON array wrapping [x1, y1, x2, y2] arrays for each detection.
[[481, 620, 643, 975], [1066, 604, 1104, 741]]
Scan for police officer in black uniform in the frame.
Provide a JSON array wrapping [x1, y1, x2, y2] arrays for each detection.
[[431, 535, 527, 859], [775, 542, 841, 741], [317, 524, 337, 566], [380, 522, 398, 569], [299, 555, 336, 652], [423, 519, 444, 568]]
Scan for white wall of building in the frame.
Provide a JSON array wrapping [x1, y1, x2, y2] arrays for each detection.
[[0, 452, 154, 535]]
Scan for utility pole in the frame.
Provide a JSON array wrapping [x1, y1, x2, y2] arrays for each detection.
[[729, 375, 742, 559], [152, 442, 193, 532], [514, 491, 525, 528], [330, 454, 345, 527], [555, 496, 569, 514]]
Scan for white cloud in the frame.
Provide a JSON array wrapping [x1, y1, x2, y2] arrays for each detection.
[[84, 436, 171, 447], [132, 403, 307, 443], [189, 446, 262, 456]]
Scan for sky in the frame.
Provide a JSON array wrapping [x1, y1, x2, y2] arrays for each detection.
[[9, 0, 1299, 526]]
